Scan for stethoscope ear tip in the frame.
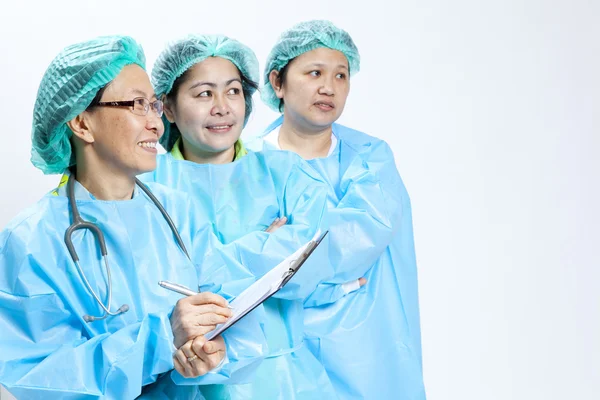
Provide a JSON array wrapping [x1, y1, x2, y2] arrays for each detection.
[[83, 304, 129, 323]]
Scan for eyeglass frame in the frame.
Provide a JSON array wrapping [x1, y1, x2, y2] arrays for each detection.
[[94, 97, 164, 117]]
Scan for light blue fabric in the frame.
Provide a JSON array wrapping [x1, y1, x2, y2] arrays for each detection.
[[0, 180, 267, 400], [246, 116, 426, 399], [140, 150, 340, 399]]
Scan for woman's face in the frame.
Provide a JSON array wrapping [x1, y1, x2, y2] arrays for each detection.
[[82, 64, 164, 176], [165, 57, 246, 156], [273, 47, 350, 132]]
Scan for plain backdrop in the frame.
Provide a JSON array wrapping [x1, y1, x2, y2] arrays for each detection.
[[1, 1, 598, 399]]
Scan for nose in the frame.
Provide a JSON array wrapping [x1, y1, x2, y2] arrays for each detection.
[[211, 94, 231, 116], [146, 110, 164, 138], [318, 74, 335, 96]]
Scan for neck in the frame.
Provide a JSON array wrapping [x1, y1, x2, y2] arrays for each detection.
[[74, 153, 136, 201], [181, 138, 236, 165], [278, 116, 332, 160]]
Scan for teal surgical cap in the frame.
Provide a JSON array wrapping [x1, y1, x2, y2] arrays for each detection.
[[151, 34, 259, 151], [262, 20, 361, 112], [31, 35, 145, 175]]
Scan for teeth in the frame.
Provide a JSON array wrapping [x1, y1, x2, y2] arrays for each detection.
[[209, 125, 229, 129], [138, 142, 156, 148]]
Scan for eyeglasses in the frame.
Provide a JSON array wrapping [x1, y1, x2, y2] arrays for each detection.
[[96, 97, 164, 117]]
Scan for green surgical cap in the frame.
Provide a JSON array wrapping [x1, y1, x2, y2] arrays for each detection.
[[262, 20, 361, 112], [31, 35, 145, 175], [151, 34, 259, 151]]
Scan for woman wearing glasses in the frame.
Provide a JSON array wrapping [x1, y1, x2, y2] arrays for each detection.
[[0, 36, 267, 399]]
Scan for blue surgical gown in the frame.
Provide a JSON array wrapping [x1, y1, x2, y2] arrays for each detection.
[[140, 150, 340, 399], [0, 178, 266, 400], [246, 116, 427, 400]]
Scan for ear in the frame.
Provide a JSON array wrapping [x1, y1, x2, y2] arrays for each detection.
[[269, 70, 284, 100], [162, 94, 176, 123], [66, 112, 95, 144]]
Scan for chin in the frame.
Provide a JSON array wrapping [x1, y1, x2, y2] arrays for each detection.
[[207, 138, 238, 152], [134, 161, 157, 175], [306, 114, 338, 129]]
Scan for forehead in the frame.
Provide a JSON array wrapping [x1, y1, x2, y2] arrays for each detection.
[[103, 64, 154, 97], [186, 57, 241, 81], [290, 47, 349, 68]]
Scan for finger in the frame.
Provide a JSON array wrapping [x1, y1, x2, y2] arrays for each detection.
[[194, 311, 230, 326], [180, 340, 199, 362], [191, 335, 208, 358], [204, 350, 225, 370], [358, 277, 367, 287], [266, 216, 288, 232], [186, 292, 229, 308], [194, 338, 223, 371], [203, 336, 226, 354], [173, 349, 193, 377], [189, 336, 211, 376], [193, 303, 233, 318], [194, 324, 218, 336], [173, 356, 187, 377], [265, 217, 281, 233], [181, 339, 209, 378], [179, 322, 217, 340], [190, 359, 208, 377]]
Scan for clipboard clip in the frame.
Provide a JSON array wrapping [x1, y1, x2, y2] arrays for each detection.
[[281, 255, 300, 285], [280, 231, 329, 287]]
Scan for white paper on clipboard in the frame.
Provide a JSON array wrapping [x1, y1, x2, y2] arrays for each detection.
[[204, 230, 327, 341]]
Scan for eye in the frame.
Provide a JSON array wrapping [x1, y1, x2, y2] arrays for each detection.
[[309, 70, 321, 77], [196, 90, 211, 98], [133, 98, 150, 113], [336, 73, 347, 79], [227, 88, 241, 95]]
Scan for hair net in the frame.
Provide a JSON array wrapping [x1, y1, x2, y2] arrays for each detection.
[[151, 34, 259, 151], [261, 20, 361, 112], [31, 36, 146, 175]]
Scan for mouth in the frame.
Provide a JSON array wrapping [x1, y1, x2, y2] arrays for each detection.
[[137, 140, 158, 153], [314, 101, 335, 111], [205, 124, 234, 134]]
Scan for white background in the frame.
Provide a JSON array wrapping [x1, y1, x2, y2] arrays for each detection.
[[1, 1, 598, 399]]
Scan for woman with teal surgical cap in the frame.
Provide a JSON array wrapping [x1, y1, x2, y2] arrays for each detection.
[[141, 34, 349, 399], [0, 36, 268, 399], [247, 20, 427, 399]]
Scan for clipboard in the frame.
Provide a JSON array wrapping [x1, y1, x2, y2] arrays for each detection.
[[204, 230, 328, 341]]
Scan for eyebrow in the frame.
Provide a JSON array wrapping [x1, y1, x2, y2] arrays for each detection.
[[306, 62, 348, 70], [130, 89, 157, 99], [188, 78, 243, 91]]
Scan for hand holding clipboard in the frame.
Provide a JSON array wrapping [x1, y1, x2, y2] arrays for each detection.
[[202, 230, 328, 341]]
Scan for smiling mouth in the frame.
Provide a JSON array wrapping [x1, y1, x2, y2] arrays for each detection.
[[206, 124, 234, 132], [137, 141, 157, 149], [137, 141, 158, 152]]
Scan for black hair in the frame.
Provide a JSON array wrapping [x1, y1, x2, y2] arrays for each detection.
[[86, 85, 108, 111], [275, 62, 291, 112]]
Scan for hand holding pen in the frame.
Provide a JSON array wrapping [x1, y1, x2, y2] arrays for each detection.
[[160, 280, 234, 348], [159, 281, 230, 378]]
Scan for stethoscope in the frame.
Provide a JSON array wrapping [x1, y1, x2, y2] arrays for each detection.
[[64, 175, 190, 322]]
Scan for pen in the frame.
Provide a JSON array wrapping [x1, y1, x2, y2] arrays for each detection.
[[159, 281, 234, 309], [159, 280, 198, 296]]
